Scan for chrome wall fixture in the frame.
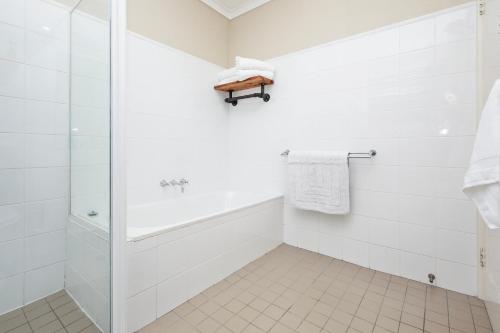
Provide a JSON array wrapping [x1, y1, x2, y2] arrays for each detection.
[[280, 149, 377, 159], [160, 178, 190, 192]]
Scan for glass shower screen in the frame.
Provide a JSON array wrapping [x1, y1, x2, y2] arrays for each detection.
[[67, 0, 111, 331]]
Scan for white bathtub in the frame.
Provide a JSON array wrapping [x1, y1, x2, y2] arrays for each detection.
[[126, 191, 284, 332], [127, 191, 283, 240]]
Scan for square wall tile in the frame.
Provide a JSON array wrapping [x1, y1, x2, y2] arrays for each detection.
[[0, 169, 24, 205], [0, 204, 24, 243], [436, 259, 476, 295], [0, 274, 23, 315], [25, 31, 68, 72], [25, 66, 68, 103], [24, 262, 64, 304], [297, 228, 319, 252], [0, 133, 25, 169], [369, 245, 400, 276], [400, 252, 435, 284], [0, 0, 24, 27], [436, 198, 476, 234], [127, 287, 157, 333], [0, 96, 25, 133], [436, 7, 475, 44], [398, 194, 437, 227], [436, 229, 476, 266], [318, 233, 342, 259], [157, 238, 193, 283], [0, 239, 24, 279], [25, 134, 69, 167], [24, 198, 67, 236], [399, 223, 435, 257], [24, 167, 68, 202], [25, 0, 69, 40], [368, 218, 399, 248], [157, 274, 188, 317], [25, 100, 68, 135], [0, 59, 24, 98], [436, 39, 475, 74], [127, 248, 157, 297], [399, 17, 435, 52], [24, 230, 65, 271], [342, 238, 370, 268], [0, 23, 24, 62]]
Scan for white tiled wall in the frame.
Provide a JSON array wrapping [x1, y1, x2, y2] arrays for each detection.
[[126, 32, 229, 206], [0, 0, 69, 315], [227, 4, 478, 295], [126, 198, 284, 332]]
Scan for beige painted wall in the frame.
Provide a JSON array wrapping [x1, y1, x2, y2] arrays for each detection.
[[57, 0, 472, 68], [60, 0, 472, 68], [127, 0, 230, 67], [228, 0, 471, 64]]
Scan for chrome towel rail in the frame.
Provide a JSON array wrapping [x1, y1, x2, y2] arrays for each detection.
[[280, 149, 376, 159]]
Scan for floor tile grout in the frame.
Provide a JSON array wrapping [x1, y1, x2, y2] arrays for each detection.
[[138, 244, 493, 333]]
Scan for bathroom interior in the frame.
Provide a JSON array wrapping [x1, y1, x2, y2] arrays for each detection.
[[1, 0, 500, 332]]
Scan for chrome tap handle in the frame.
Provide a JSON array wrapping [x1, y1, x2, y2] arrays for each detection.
[[160, 179, 169, 187]]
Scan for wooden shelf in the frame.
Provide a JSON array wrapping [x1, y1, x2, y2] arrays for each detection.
[[214, 76, 274, 92]]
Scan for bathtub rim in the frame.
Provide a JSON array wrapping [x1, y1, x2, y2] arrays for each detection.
[[127, 193, 284, 242]]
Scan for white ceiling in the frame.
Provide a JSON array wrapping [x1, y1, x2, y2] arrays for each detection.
[[199, 0, 272, 19]]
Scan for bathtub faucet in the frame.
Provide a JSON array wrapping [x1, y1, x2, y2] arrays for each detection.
[[162, 178, 189, 192], [179, 178, 189, 193], [159, 179, 182, 187]]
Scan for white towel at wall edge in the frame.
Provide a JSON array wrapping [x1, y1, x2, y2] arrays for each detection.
[[216, 68, 274, 85], [463, 79, 500, 229], [287, 151, 350, 215], [235, 56, 275, 72], [216, 67, 237, 82]]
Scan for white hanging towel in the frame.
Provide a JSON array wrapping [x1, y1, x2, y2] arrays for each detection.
[[287, 151, 350, 214], [463, 79, 500, 229]]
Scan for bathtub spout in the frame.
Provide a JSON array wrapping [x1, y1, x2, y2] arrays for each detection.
[[179, 178, 189, 193]]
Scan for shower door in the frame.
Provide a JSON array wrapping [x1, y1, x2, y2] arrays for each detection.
[[67, 0, 112, 332]]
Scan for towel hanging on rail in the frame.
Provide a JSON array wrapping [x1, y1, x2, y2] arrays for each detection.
[[287, 151, 350, 215]]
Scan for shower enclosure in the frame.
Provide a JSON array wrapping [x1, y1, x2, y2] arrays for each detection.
[[0, 0, 111, 332]]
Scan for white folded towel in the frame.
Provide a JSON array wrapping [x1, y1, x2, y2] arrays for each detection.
[[236, 56, 275, 72], [287, 151, 350, 214], [216, 67, 238, 82], [216, 68, 274, 85], [463, 79, 500, 229], [216, 57, 275, 85]]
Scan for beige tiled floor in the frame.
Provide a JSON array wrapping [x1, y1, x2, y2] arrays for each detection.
[[0, 290, 101, 333], [140, 244, 492, 333]]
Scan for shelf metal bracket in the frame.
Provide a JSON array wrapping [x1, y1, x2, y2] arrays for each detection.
[[224, 84, 270, 106]]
